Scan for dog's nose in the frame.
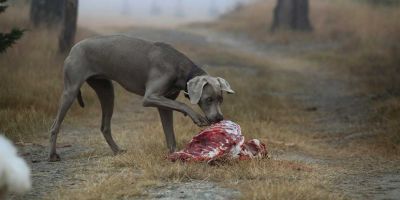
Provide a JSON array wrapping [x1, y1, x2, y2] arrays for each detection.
[[214, 114, 224, 123]]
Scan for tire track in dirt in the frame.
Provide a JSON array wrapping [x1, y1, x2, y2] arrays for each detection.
[[184, 27, 400, 200], [14, 127, 100, 199]]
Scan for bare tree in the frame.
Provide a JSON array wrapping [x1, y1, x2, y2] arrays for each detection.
[[58, 0, 78, 53], [30, 0, 78, 53], [271, 0, 312, 31], [150, 0, 161, 16], [30, 0, 64, 27]]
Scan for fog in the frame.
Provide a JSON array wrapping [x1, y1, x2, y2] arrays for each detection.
[[78, 0, 251, 29]]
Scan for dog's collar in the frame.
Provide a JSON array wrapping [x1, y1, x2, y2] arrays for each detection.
[[184, 66, 197, 93], [184, 65, 207, 93], [183, 76, 197, 96]]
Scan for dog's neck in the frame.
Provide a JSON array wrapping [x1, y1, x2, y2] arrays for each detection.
[[186, 65, 206, 83], [184, 65, 207, 92]]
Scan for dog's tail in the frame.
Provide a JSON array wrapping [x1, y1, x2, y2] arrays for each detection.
[[77, 90, 85, 108]]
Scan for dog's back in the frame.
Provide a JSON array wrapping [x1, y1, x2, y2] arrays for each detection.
[[63, 35, 200, 93]]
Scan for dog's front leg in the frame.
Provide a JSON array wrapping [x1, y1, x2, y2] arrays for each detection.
[[143, 94, 209, 127], [158, 108, 176, 152]]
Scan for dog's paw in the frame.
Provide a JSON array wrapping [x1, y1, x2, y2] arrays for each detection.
[[169, 148, 177, 153], [189, 113, 210, 127], [48, 153, 61, 162], [114, 149, 127, 156]]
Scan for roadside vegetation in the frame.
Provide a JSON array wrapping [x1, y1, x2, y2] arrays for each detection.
[[1, 1, 399, 199], [1, 3, 340, 199], [0, 5, 97, 142], [203, 0, 400, 155]]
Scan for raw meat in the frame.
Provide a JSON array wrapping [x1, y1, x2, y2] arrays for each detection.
[[168, 120, 267, 163]]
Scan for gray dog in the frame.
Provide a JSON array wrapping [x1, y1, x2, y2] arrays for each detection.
[[48, 35, 235, 162]]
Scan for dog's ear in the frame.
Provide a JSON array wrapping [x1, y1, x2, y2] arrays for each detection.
[[187, 76, 208, 104], [217, 77, 235, 94]]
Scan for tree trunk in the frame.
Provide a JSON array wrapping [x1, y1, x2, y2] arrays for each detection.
[[30, 0, 64, 27], [58, 0, 78, 53], [271, 0, 312, 31]]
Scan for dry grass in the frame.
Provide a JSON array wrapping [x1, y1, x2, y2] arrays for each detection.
[[202, 0, 400, 154], [0, 2, 375, 199], [307, 1, 400, 154], [206, 0, 400, 46], [0, 4, 98, 142], [51, 117, 338, 200], [1, 20, 339, 200], [45, 45, 342, 199]]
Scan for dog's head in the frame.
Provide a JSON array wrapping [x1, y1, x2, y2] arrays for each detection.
[[186, 75, 234, 123]]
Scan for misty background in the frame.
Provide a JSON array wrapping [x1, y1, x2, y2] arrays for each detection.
[[79, 0, 251, 29]]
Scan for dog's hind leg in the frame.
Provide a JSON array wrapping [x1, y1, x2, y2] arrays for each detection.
[[87, 78, 123, 155], [48, 83, 83, 162], [49, 56, 89, 162]]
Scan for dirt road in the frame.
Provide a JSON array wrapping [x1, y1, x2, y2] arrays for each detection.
[[192, 28, 400, 200], [14, 27, 400, 200]]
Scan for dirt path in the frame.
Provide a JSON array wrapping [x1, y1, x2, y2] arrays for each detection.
[[14, 27, 400, 199], [15, 127, 98, 199], [188, 28, 400, 200], [15, 94, 240, 199]]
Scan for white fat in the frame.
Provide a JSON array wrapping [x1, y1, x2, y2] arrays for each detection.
[[207, 148, 221, 158], [229, 143, 242, 158], [252, 139, 261, 146]]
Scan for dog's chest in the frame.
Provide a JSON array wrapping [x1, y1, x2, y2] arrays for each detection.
[[164, 87, 181, 98]]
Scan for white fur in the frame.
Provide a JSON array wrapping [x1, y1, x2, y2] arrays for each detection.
[[0, 135, 31, 194]]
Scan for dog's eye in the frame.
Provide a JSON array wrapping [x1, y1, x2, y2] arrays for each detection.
[[206, 97, 213, 103]]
